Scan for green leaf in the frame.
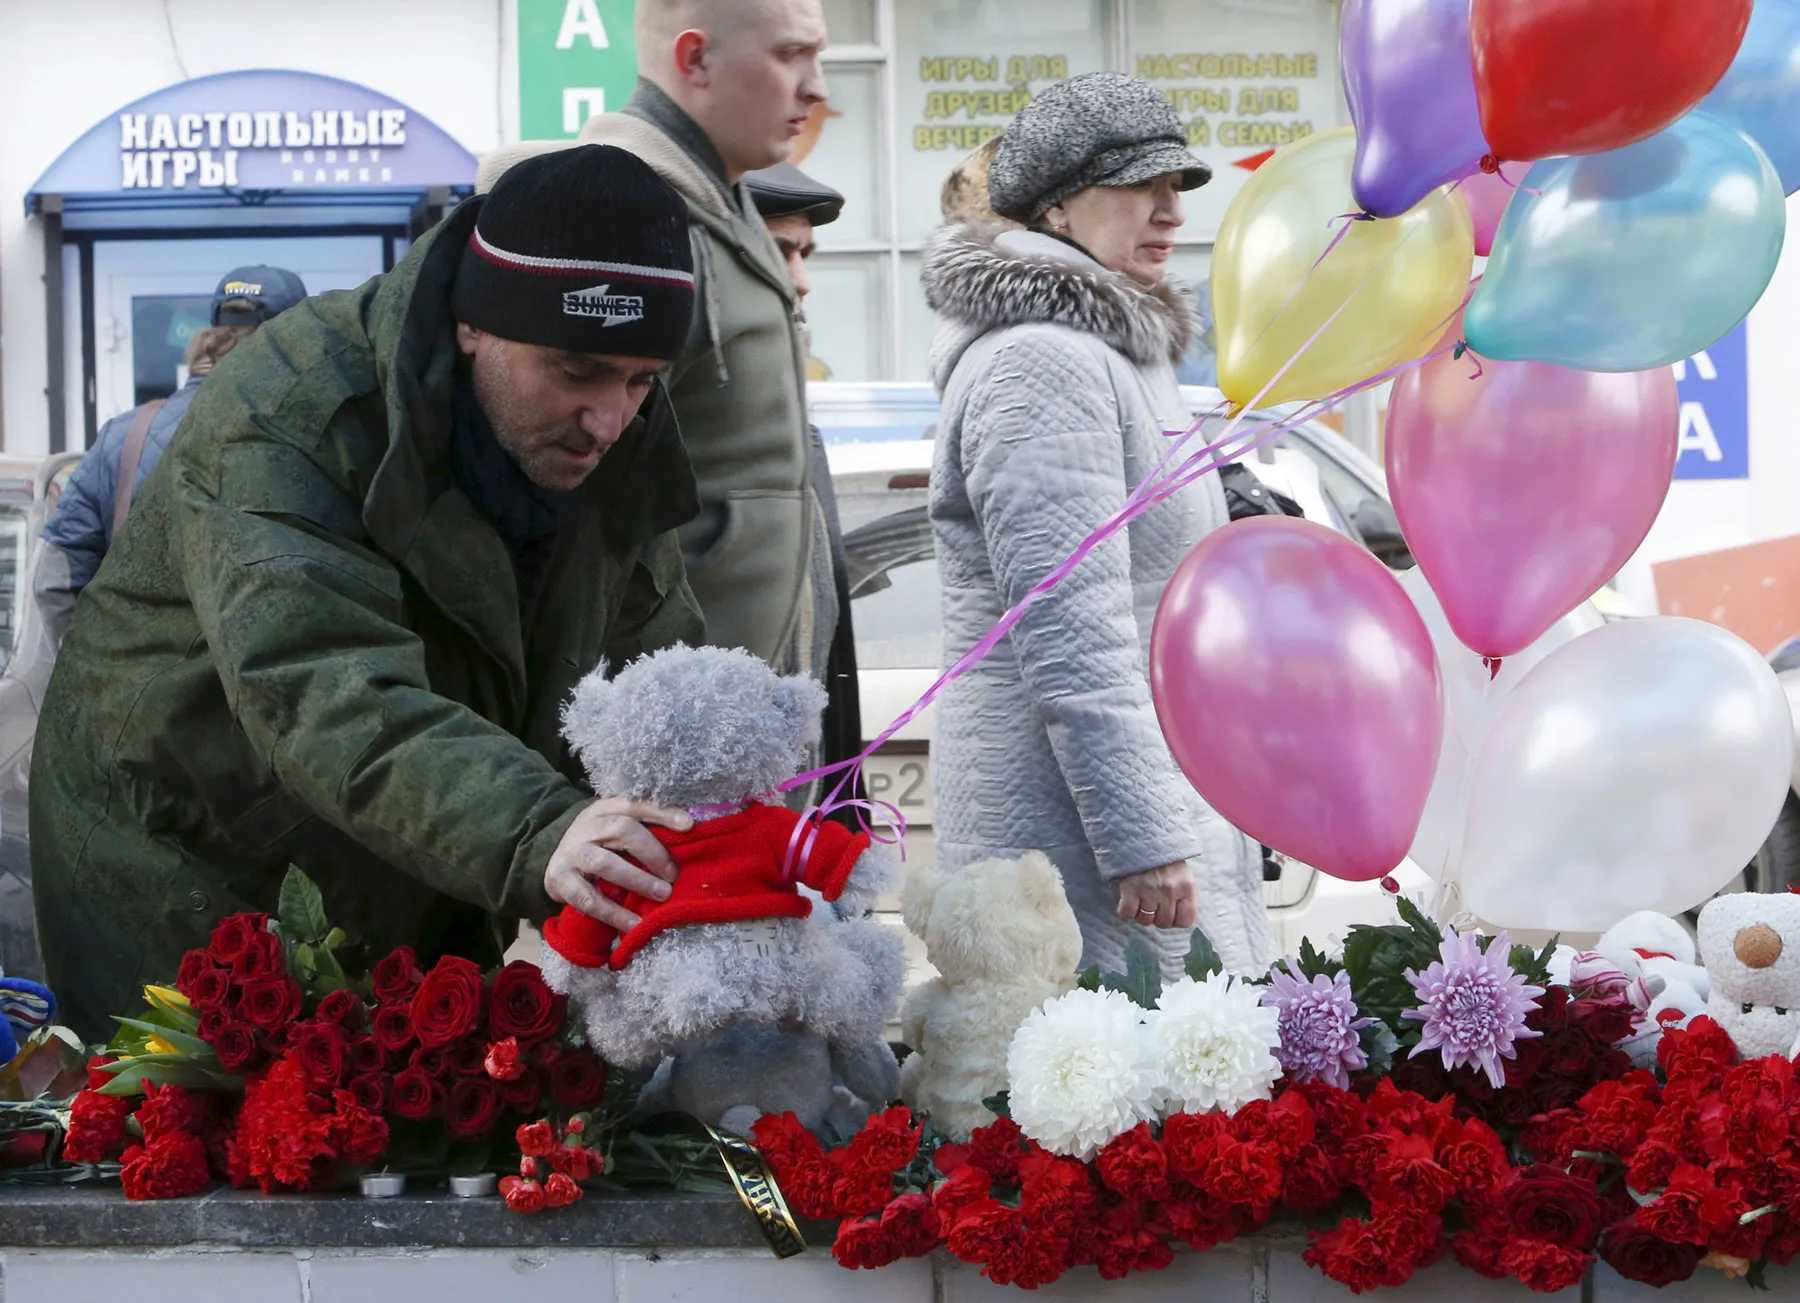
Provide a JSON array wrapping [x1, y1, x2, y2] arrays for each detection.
[[1293, 936, 1340, 981], [1183, 928, 1223, 982], [322, 927, 348, 952], [1076, 967, 1102, 993], [1747, 1260, 1770, 1291], [278, 866, 330, 945], [95, 1059, 239, 1096], [110, 1018, 211, 1057], [1627, 1184, 1660, 1208], [1393, 895, 1443, 947], [981, 1091, 1011, 1119], [1102, 938, 1163, 1009], [1359, 1022, 1401, 1075]]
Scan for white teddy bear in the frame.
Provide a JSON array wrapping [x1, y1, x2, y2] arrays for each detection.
[[898, 852, 1084, 1141], [1697, 892, 1800, 1060], [1547, 911, 1711, 1068]]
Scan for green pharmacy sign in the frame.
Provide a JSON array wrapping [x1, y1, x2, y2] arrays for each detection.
[[517, 0, 640, 141]]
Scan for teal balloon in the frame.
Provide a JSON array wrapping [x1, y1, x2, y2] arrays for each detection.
[[1466, 112, 1785, 372], [1700, 0, 1800, 194]]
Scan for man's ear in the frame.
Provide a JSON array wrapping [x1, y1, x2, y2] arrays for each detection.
[[455, 321, 483, 358], [672, 29, 711, 86]]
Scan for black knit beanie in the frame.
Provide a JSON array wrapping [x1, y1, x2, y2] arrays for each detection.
[[451, 144, 695, 361]]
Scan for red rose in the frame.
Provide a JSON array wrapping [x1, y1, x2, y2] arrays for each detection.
[[206, 913, 268, 966], [176, 950, 214, 1000], [294, 1021, 348, 1089], [500, 1073, 543, 1116], [1279, 1143, 1341, 1212], [189, 965, 235, 1012], [62, 1089, 133, 1163], [445, 1077, 503, 1139], [1529, 984, 1573, 1035], [409, 955, 483, 1047], [371, 1005, 415, 1055], [237, 976, 302, 1029], [1546, 1030, 1596, 1079], [547, 1046, 608, 1109], [1097, 1124, 1171, 1200], [1162, 1111, 1228, 1185], [516, 1119, 556, 1158], [134, 1082, 196, 1141], [390, 1068, 443, 1121], [1601, 1216, 1703, 1286], [1501, 1239, 1592, 1293], [316, 989, 367, 1031], [411, 1046, 450, 1078], [448, 1037, 488, 1077], [1502, 1164, 1613, 1251], [488, 961, 567, 1043], [501, 1175, 546, 1213], [345, 1036, 383, 1078], [965, 1115, 1025, 1185], [484, 1037, 525, 1082], [211, 1022, 263, 1075], [543, 1171, 583, 1208], [1573, 998, 1639, 1046], [119, 1131, 212, 1200], [347, 1072, 389, 1114], [231, 930, 285, 982], [372, 946, 425, 1004]]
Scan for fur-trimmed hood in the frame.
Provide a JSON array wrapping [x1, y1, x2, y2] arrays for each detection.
[[921, 223, 1195, 385]]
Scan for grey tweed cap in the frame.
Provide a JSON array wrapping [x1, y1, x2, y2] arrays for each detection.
[[989, 72, 1211, 224]]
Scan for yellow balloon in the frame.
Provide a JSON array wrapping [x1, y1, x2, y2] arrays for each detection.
[[1212, 128, 1474, 410]]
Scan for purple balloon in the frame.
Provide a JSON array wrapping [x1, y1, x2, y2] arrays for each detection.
[[1344, 0, 1491, 217], [1386, 319, 1678, 660], [1150, 517, 1444, 882]]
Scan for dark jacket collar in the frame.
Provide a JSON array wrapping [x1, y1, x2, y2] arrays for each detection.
[[623, 78, 738, 213]]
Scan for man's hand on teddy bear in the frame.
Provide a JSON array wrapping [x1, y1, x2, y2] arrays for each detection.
[[1116, 860, 1198, 931], [545, 798, 694, 929]]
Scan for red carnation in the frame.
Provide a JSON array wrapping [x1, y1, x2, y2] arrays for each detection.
[[187, 965, 235, 1013], [175, 950, 214, 1000], [1371, 1131, 1458, 1213], [484, 1037, 525, 1082], [293, 1021, 348, 1089], [372, 945, 425, 1005], [316, 989, 367, 1031], [1232, 1092, 1315, 1160], [445, 1077, 503, 1139], [517, 1120, 556, 1158], [1305, 1217, 1415, 1293], [1452, 1228, 1513, 1280], [1501, 1239, 1592, 1293], [206, 913, 267, 966], [1637, 1163, 1726, 1246], [1601, 1216, 1703, 1286], [965, 1115, 1024, 1185], [390, 1068, 443, 1121], [845, 1106, 923, 1175], [1438, 1117, 1510, 1197], [1162, 1111, 1228, 1185], [932, 1164, 992, 1224], [134, 1082, 196, 1141], [231, 929, 284, 982], [548, 1144, 602, 1182], [211, 1022, 263, 1075], [543, 1171, 583, 1208], [488, 961, 566, 1044], [1205, 1137, 1284, 1214], [1626, 1141, 1681, 1194], [371, 1005, 415, 1055], [409, 955, 484, 1048], [501, 1175, 546, 1213], [945, 1199, 1024, 1265], [546, 1046, 608, 1109], [1097, 1123, 1171, 1200], [1279, 1143, 1341, 1212], [347, 1072, 389, 1114], [1502, 1164, 1613, 1251], [62, 1088, 133, 1164], [120, 1131, 212, 1200], [834, 1193, 943, 1270], [237, 976, 302, 1030]]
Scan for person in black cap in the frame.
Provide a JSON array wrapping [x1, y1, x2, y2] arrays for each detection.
[[31, 146, 712, 1037], [34, 264, 310, 645]]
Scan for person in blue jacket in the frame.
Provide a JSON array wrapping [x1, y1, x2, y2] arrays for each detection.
[[34, 265, 308, 646]]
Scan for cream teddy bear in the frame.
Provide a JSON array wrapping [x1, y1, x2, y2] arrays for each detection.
[[898, 852, 1084, 1141], [1549, 911, 1712, 1068], [1697, 893, 1800, 1060]]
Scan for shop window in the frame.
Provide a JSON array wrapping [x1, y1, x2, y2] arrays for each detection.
[[804, 254, 887, 382], [802, 65, 885, 246], [898, 251, 934, 382], [894, 0, 1111, 243], [1131, 0, 1343, 240], [132, 295, 211, 405], [823, 0, 879, 45]]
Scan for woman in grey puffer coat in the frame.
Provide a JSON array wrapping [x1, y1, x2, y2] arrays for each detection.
[[923, 73, 1274, 979]]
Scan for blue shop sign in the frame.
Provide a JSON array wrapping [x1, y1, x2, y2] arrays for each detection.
[[1673, 321, 1749, 481]]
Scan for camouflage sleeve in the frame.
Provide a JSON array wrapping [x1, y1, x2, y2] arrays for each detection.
[[170, 441, 586, 920]]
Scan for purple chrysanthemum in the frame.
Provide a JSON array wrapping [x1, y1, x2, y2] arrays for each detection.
[[1260, 964, 1373, 1090], [1402, 930, 1545, 1088]]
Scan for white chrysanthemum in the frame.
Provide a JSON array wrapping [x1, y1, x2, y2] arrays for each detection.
[[1150, 972, 1283, 1115], [1005, 988, 1159, 1160]]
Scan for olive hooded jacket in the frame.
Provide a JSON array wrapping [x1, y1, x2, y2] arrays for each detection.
[[31, 200, 703, 1039]]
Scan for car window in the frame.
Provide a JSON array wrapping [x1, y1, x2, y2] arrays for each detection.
[[1282, 438, 1414, 571], [840, 495, 944, 671]]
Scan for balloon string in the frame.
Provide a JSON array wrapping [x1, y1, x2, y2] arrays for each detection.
[[1433, 662, 1498, 925]]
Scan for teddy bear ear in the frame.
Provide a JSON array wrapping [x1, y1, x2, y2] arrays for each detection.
[[560, 663, 618, 770], [899, 864, 944, 937], [776, 674, 829, 747]]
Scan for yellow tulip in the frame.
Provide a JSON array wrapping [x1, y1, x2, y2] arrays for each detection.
[[144, 1034, 180, 1056], [1212, 127, 1474, 410], [144, 985, 193, 1013]]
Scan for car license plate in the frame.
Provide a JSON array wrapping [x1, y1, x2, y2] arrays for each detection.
[[863, 751, 933, 826]]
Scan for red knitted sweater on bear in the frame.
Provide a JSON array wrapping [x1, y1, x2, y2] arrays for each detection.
[[541, 803, 871, 971]]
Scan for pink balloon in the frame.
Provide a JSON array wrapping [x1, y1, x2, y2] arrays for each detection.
[[1151, 517, 1444, 882], [1462, 164, 1523, 257], [1386, 321, 1678, 659]]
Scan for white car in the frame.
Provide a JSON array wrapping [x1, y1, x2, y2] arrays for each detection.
[[815, 381, 1433, 964]]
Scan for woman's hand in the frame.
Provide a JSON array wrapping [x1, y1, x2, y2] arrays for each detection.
[[1115, 860, 1198, 930], [544, 798, 694, 930]]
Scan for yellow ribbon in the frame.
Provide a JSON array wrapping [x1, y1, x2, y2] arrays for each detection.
[[703, 1123, 807, 1259]]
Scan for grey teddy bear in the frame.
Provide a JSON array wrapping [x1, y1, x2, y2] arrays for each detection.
[[539, 644, 906, 1135]]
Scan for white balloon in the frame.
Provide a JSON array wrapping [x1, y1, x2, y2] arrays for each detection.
[[1397, 568, 1603, 880], [1460, 617, 1794, 932]]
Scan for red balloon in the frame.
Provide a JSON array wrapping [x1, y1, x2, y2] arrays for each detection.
[[1472, 0, 1751, 161]]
